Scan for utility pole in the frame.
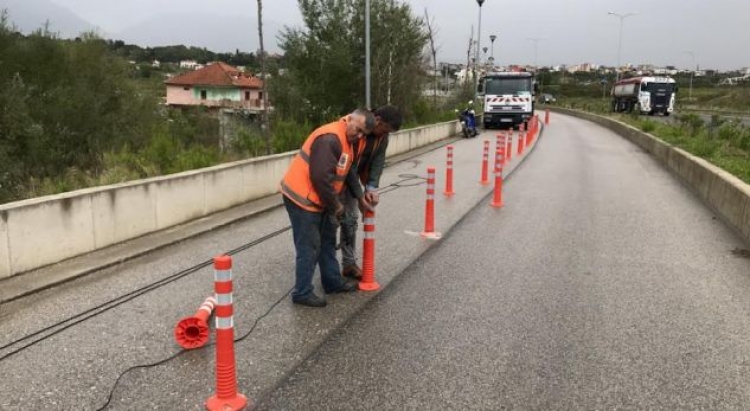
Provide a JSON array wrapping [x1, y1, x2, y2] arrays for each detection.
[[684, 50, 695, 103], [365, 0, 372, 109], [257, 0, 270, 154], [473, 0, 486, 103]]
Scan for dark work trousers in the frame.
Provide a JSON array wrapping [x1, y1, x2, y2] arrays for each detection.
[[283, 195, 346, 299]]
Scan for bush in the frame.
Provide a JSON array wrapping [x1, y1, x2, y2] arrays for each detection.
[[271, 117, 314, 153], [640, 120, 657, 133], [676, 113, 705, 136]]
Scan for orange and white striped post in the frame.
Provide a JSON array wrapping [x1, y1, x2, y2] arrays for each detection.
[[358, 210, 380, 291], [444, 145, 454, 197], [491, 144, 505, 208], [206, 256, 250, 411], [526, 123, 532, 147], [421, 167, 440, 238], [505, 131, 513, 162], [494, 133, 504, 171], [480, 140, 490, 185], [174, 296, 217, 349], [517, 128, 525, 156]]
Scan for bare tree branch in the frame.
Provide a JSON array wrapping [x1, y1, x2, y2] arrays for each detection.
[[424, 8, 439, 105]]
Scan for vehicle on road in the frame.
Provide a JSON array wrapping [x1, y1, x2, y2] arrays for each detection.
[[612, 76, 677, 116], [456, 102, 479, 138], [479, 71, 538, 129], [540, 93, 556, 104]]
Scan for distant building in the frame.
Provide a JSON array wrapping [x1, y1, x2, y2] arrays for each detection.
[[179, 60, 200, 70], [164, 62, 266, 110]]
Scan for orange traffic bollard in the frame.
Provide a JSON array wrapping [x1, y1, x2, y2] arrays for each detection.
[[421, 167, 440, 238], [174, 296, 217, 349], [494, 133, 503, 170], [444, 145, 454, 197], [545, 109, 550, 125], [206, 256, 251, 411], [491, 145, 505, 208], [526, 125, 532, 147], [359, 210, 380, 291], [480, 140, 490, 185], [517, 129, 525, 156], [506, 132, 513, 162]]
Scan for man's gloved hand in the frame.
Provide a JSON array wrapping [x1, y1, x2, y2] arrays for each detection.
[[364, 190, 380, 207], [357, 197, 374, 217]]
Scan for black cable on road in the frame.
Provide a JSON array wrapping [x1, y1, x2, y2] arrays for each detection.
[[0, 174, 426, 363], [92, 174, 427, 410], [94, 287, 293, 411], [0, 226, 292, 362]]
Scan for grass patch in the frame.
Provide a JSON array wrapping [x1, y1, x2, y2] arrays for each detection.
[[622, 114, 750, 184]]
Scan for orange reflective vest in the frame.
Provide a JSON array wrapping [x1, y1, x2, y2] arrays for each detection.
[[280, 119, 355, 212]]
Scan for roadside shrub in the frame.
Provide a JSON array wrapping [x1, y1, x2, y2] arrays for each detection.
[[640, 120, 657, 133], [677, 113, 705, 136]]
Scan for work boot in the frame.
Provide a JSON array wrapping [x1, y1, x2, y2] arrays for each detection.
[[327, 280, 358, 294], [342, 264, 363, 280], [292, 293, 327, 308]]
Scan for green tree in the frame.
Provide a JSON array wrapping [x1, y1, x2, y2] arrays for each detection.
[[275, 0, 428, 124]]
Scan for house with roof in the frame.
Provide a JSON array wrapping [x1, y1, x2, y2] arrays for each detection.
[[164, 62, 266, 111]]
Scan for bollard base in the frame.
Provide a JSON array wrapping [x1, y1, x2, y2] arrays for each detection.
[[358, 281, 381, 291], [206, 394, 251, 411], [443, 190, 455, 197], [420, 231, 442, 240], [491, 200, 504, 208], [174, 317, 210, 350]]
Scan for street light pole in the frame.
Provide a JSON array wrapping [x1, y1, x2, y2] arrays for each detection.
[[684, 50, 695, 103], [489, 34, 497, 68], [474, 0, 486, 103], [525, 37, 544, 71], [608, 11, 637, 82], [365, 0, 371, 109]]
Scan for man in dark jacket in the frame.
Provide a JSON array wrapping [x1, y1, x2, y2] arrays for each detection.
[[340, 105, 403, 279]]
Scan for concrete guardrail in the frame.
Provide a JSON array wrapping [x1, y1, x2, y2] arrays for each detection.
[[0, 120, 459, 279], [550, 107, 750, 245]]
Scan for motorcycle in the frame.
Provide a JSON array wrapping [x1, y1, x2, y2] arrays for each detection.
[[456, 103, 479, 138]]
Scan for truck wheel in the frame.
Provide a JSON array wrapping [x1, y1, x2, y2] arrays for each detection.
[[664, 112, 671, 117]]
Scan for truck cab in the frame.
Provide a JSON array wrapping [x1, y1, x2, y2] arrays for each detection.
[[478, 71, 538, 129]]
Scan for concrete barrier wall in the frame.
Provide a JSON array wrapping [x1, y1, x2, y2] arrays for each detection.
[[550, 107, 750, 245], [0, 120, 459, 279]]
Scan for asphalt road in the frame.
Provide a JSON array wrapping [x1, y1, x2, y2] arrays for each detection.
[[0, 125, 540, 410], [259, 114, 750, 410]]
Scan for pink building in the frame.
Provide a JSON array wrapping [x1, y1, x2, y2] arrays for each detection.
[[165, 62, 266, 110]]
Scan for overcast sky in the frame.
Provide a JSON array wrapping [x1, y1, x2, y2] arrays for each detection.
[[17, 0, 750, 70]]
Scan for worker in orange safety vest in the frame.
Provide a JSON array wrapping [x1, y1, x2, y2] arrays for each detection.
[[280, 108, 375, 307]]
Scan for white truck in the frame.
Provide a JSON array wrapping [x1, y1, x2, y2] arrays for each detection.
[[612, 76, 678, 116], [478, 71, 538, 129]]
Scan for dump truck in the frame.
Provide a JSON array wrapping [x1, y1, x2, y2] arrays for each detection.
[[479, 71, 538, 129]]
